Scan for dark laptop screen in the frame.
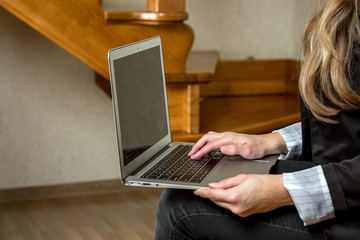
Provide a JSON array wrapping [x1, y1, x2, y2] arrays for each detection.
[[113, 46, 168, 166]]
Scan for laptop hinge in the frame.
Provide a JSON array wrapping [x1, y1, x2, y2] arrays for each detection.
[[130, 145, 171, 176]]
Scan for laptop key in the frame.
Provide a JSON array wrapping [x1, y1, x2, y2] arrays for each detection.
[[179, 175, 192, 182], [148, 174, 159, 179], [189, 176, 203, 183], [169, 175, 181, 181], [201, 157, 222, 171], [189, 179, 202, 183], [158, 175, 170, 180]]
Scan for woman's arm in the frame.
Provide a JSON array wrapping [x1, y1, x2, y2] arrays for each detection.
[[191, 122, 338, 226], [188, 131, 288, 160], [194, 166, 337, 226], [273, 122, 303, 160], [189, 122, 303, 161], [283, 166, 335, 225], [322, 155, 360, 211]]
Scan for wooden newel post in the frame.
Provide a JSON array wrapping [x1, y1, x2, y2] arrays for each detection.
[[147, 0, 186, 12]]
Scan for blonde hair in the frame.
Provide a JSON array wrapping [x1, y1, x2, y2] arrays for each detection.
[[299, 0, 360, 124]]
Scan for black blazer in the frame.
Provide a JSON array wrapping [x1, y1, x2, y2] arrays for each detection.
[[301, 100, 360, 239], [299, 46, 360, 239]]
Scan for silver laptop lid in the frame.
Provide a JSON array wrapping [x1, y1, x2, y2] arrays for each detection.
[[108, 36, 172, 182]]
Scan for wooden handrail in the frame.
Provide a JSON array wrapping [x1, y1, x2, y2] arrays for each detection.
[[0, 0, 194, 78]]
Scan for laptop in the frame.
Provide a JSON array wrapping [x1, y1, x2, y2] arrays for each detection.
[[108, 36, 278, 190]]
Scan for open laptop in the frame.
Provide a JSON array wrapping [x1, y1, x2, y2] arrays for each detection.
[[108, 36, 278, 189]]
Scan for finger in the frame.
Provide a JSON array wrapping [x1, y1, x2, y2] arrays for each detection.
[[189, 133, 225, 159], [188, 131, 219, 156], [191, 136, 236, 159], [195, 188, 228, 202], [220, 145, 239, 156], [209, 174, 245, 189], [195, 188, 240, 208]]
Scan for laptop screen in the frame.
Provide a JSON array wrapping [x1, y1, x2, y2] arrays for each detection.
[[113, 45, 168, 166]]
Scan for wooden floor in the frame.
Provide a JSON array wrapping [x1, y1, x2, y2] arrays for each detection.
[[0, 189, 163, 240]]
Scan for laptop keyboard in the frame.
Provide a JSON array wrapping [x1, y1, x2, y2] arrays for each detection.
[[141, 145, 224, 183]]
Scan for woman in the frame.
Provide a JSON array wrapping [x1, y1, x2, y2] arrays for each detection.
[[154, 0, 360, 239]]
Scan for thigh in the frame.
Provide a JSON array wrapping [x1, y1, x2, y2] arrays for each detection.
[[155, 189, 323, 240], [155, 160, 323, 240]]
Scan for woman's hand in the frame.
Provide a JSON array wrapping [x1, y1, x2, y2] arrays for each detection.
[[194, 174, 294, 217], [188, 131, 288, 160], [190, 131, 291, 216]]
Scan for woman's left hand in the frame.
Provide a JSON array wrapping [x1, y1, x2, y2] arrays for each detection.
[[194, 174, 293, 217]]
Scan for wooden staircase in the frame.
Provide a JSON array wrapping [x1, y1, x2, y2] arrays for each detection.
[[0, 0, 301, 142], [175, 59, 301, 141]]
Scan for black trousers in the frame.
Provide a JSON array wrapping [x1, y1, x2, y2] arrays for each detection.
[[154, 160, 325, 240]]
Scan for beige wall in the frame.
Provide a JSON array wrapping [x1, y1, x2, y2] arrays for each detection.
[[187, 0, 314, 59], [104, 0, 315, 59], [0, 8, 119, 189], [0, 1, 315, 189]]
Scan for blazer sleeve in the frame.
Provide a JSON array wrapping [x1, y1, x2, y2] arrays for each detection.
[[322, 154, 360, 211]]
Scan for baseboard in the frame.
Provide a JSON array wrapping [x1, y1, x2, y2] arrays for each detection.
[[0, 179, 145, 203]]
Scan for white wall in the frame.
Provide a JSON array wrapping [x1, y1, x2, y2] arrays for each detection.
[[0, 1, 315, 189]]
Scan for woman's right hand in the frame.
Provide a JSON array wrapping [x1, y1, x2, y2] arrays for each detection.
[[188, 131, 288, 160]]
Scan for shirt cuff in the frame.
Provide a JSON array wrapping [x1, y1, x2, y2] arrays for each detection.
[[273, 122, 302, 160], [283, 166, 335, 226]]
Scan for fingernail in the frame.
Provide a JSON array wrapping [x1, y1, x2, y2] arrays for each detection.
[[208, 183, 217, 188]]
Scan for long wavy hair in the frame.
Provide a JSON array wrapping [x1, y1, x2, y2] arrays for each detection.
[[299, 0, 360, 124]]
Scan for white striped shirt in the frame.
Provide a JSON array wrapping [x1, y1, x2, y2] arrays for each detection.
[[274, 122, 335, 226]]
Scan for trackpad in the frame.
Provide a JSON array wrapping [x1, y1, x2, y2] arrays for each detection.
[[204, 155, 277, 184], [219, 156, 272, 174]]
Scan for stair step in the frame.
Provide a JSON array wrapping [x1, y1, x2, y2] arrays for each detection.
[[200, 60, 300, 97], [166, 51, 219, 84], [172, 93, 300, 142]]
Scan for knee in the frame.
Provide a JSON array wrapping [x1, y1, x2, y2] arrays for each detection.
[[156, 189, 173, 221], [155, 189, 192, 239], [156, 189, 189, 224]]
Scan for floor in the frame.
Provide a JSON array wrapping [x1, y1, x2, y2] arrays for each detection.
[[0, 189, 163, 240]]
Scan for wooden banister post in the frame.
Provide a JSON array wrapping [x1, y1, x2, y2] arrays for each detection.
[[104, 0, 188, 24], [147, 0, 185, 12]]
